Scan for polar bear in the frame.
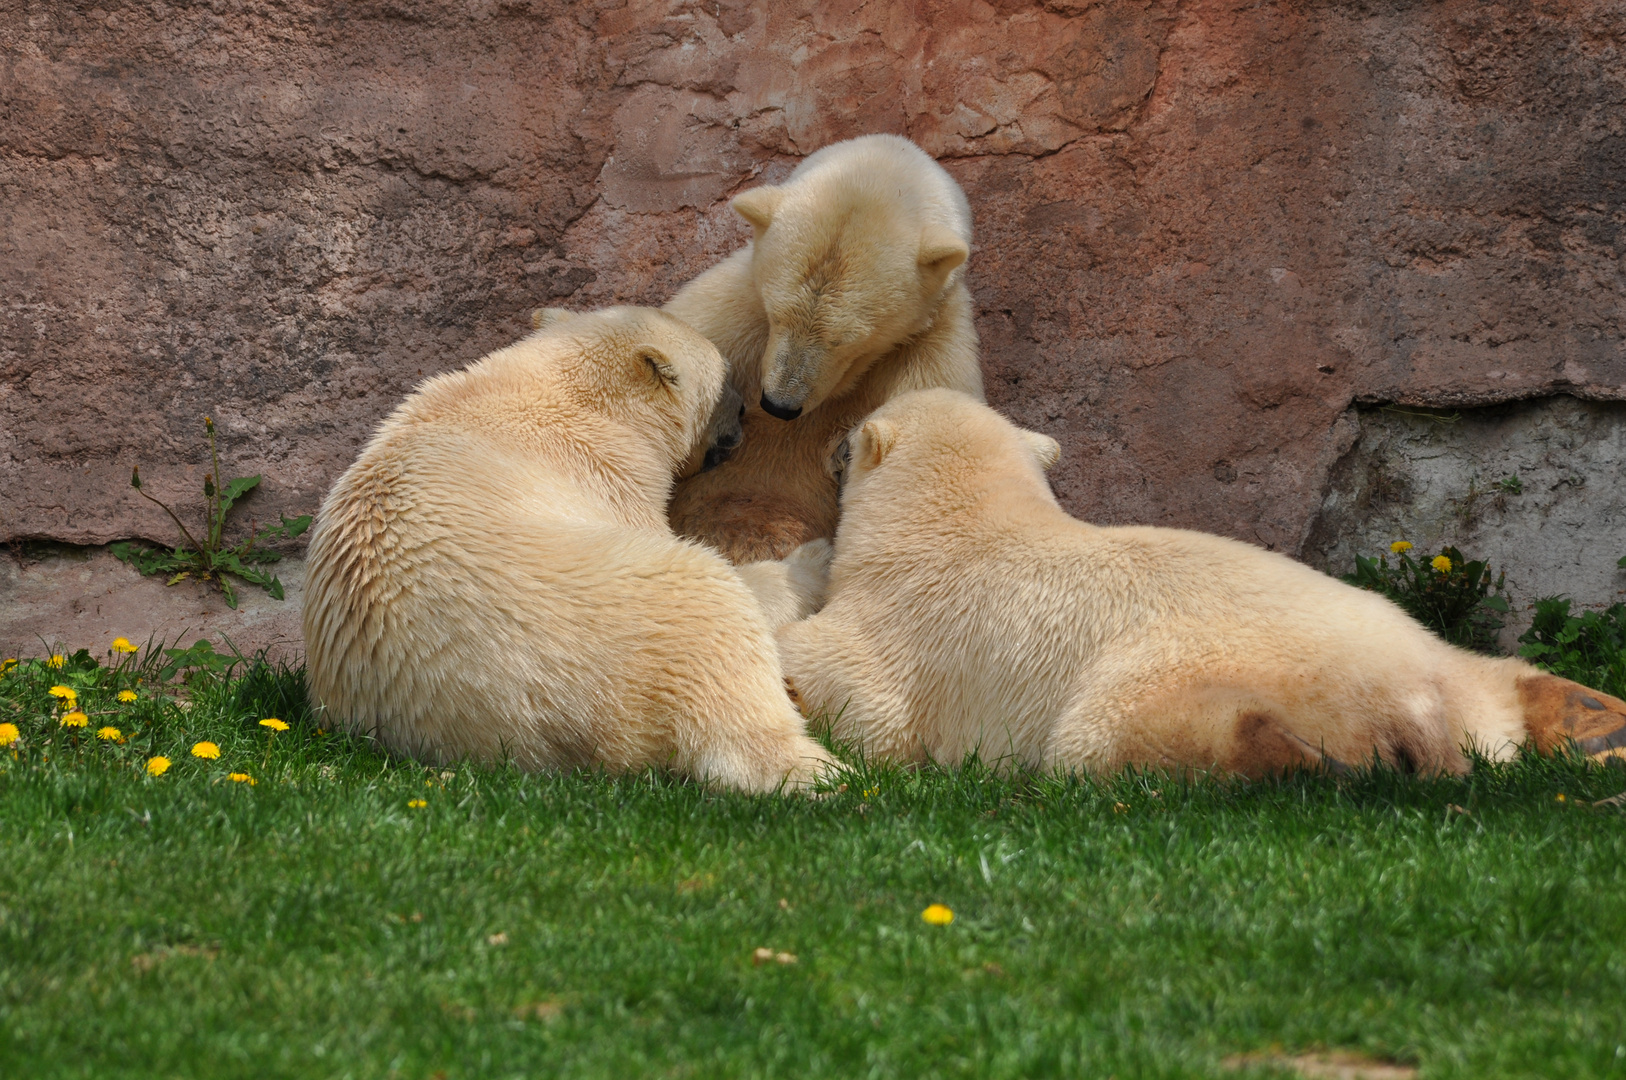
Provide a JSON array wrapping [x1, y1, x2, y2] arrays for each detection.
[[663, 134, 985, 563], [302, 306, 834, 792], [778, 389, 1626, 777]]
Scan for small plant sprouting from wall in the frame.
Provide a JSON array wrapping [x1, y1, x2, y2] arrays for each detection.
[[112, 417, 311, 609], [1345, 542, 1508, 653]]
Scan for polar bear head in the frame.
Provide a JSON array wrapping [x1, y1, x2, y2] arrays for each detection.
[[532, 306, 738, 477], [827, 389, 1060, 510], [733, 135, 973, 421]]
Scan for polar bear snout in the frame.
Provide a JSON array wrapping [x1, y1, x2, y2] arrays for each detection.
[[759, 332, 828, 419], [703, 430, 742, 471], [760, 392, 803, 421], [699, 382, 746, 472]]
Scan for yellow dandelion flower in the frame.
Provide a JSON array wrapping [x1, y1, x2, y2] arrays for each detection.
[[1431, 554, 1453, 573], [147, 756, 171, 776], [48, 685, 77, 702], [408, 798, 427, 809], [228, 772, 256, 785], [111, 637, 138, 654], [922, 904, 954, 926], [1556, 793, 1567, 803], [1, 659, 17, 674], [60, 711, 89, 728], [1390, 541, 1413, 554], [47, 655, 65, 669], [191, 741, 221, 760], [259, 717, 289, 732], [0, 723, 19, 746], [118, 690, 138, 703], [97, 726, 122, 742]]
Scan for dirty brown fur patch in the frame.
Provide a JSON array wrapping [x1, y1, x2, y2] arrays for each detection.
[[673, 496, 822, 562], [1232, 711, 1348, 779], [1516, 674, 1626, 759]]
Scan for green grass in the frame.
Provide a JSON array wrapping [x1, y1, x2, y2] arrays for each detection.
[[3, 649, 1626, 1079]]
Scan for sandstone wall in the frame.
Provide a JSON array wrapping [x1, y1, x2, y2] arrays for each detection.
[[4, 0, 1623, 556]]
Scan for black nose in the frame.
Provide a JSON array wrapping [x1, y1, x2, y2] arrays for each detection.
[[760, 394, 802, 421], [702, 444, 736, 472]]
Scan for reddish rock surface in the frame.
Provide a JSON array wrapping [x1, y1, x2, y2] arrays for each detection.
[[4, 0, 1623, 572]]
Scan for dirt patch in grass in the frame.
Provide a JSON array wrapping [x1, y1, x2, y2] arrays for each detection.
[[1223, 1050, 1418, 1079]]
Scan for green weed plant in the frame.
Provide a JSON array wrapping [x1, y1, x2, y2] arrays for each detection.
[[1345, 542, 1509, 653], [1519, 597, 1626, 700], [111, 416, 310, 609]]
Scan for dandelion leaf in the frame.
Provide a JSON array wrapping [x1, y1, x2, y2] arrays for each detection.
[[217, 475, 260, 515]]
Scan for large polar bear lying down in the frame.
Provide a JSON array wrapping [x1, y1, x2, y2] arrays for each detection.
[[665, 134, 985, 563], [302, 307, 833, 792], [779, 389, 1626, 777]]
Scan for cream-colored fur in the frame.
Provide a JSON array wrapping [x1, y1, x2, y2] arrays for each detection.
[[302, 306, 833, 792], [733, 539, 834, 631], [665, 134, 985, 563], [778, 389, 1626, 777]]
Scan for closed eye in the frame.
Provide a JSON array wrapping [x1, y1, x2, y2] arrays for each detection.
[[641, 351, 677, 388]]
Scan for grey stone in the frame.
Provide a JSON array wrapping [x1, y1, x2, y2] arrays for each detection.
[[1304, 396, 1626, 642]]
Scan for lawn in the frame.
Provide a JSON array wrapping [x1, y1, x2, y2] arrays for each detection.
[[2, 646, 1625, 1079]]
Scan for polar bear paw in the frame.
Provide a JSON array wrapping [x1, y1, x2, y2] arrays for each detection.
[[1517, 673, 1626, 762], [735, 539, 835, 629], [782, 538, 835, 599]]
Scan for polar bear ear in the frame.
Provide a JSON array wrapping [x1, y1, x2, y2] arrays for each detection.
[[732, 186, 784, 234], [531, 307, 573, 331], [858, 419, 897, 470], [918, 224, 969, 286], [636, 345, 679, 389], [1018, 429, 1062, 471]]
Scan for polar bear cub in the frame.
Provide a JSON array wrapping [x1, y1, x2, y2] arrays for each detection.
[[303, 306, 834, 792], [665, 134, 985, 562], [778, 389, 1626, 777]]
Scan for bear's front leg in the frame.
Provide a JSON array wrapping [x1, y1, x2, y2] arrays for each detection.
[[733, 539, 834, 629]]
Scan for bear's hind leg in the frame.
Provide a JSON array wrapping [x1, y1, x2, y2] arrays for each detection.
[[1516, 674, 1626, 763], [1058, 673, 1458, 779]]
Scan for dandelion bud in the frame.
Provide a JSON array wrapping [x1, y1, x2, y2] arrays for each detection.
[[205, 416, 214, 433], [130, 466, 142, 490], [204, 476, 215, 498]]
